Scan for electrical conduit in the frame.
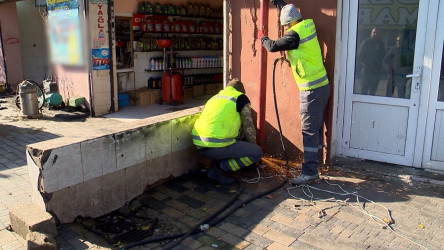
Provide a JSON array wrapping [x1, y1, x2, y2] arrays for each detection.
[[257, 0, 269, 150]]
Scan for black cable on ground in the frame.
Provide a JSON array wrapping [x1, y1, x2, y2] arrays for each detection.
[[272, 57, 290, 171], [123, 181, 287, 250], [162, 179, 244, 250], [123, 180, 243, 249]]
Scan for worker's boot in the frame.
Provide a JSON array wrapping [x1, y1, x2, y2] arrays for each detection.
[[207, 162, 235, 185]]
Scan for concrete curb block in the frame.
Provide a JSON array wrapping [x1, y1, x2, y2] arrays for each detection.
[[9, 203, 57, 240]]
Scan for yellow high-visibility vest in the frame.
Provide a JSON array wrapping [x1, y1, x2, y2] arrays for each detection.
[[191, 86, 243, 147], [287, 19, 329, 91]]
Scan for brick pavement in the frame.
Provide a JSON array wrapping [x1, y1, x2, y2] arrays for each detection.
[[2, 95, 444, 249]]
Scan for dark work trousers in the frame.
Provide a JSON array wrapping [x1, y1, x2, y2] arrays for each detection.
[[299, 84, 330, 176], [198, 140, 263, 172]]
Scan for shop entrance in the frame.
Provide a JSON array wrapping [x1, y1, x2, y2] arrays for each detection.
[[337, 0, 444, 169], [419, 0, 444, 171]]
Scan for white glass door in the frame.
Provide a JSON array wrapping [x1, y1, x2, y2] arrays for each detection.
[[420, 0, 444, 170], [340, 0, 428, 166]]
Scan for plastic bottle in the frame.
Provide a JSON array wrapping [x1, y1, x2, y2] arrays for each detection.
[[138, 2, 145, 13], [181, 21, 188, 33], [168, 4, 175, 15], [154, 58, 159, 70], [194, 4, 200, 17], [150, 58, 155, 70], [163, 20, 171, 32], [173, 19, 181, 33], [187, 3, 194, 16], [146, 2, 153, 14], [189, 21, 196, 33], [146, 18, 154, 32], [180, 5, 187, 16], [154, 19, 163, 32], [154, 3, 162, 14], [144, 39, 151, 51], [163, 4, 169, 15]]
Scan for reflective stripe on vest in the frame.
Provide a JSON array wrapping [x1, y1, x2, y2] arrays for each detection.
[[287, 19, 329, 91], [299, 32, 317, 44], [191, 87, 243, 147]]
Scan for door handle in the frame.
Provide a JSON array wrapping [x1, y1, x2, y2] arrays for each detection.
[[406, 73, 420, 78], [406, 66, 423, 78]]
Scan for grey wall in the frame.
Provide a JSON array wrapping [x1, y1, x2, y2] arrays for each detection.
[[16, 0, 48, 82]]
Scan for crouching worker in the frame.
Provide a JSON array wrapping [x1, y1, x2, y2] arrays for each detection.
[[191, 79, 263, 185]]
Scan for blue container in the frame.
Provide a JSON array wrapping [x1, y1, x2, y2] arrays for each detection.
[[118, 93, 130, 107]]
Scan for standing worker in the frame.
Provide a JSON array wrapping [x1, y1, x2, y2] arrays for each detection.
[[260, 1, 330, 185], [191, 79, 263, 185]]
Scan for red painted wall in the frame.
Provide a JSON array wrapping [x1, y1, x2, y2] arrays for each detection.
[[230, 0, 337, 161], [0, 3, 24, 91]]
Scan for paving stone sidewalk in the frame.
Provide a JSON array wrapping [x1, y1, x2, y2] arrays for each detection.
[[1, 95, 444, 249]]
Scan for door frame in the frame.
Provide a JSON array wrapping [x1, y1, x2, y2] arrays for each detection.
[[333, 0, 438, 168], [0, 20, 8, 89], [417, 0, 444, 170]]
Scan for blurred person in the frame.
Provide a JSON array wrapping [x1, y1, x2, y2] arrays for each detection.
[[383, 34, 413, 98], [357, 27, 386, 96]]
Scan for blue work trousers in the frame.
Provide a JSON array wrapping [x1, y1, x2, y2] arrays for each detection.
[[299, 84, 330, 176], [198, 140, 263, 172]]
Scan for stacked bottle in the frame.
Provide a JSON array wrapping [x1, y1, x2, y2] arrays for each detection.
[[177, 57, 222, 69], [149, 57, 166, 71], [182, 73, 223, 86]]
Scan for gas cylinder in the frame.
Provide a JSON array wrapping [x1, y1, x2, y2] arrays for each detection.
[[18, 80, 43, 118], [162, 72, 183, 105]]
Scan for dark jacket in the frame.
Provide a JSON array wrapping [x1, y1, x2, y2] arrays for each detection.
[[261, 0, 300, 52]]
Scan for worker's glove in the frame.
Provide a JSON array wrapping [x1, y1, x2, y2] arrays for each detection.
[[257, 29, 265, 40]]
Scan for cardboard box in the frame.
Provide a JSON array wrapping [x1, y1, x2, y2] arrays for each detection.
[[193, 85, 204, 97], [127, 88, 148, 106], [184, 87, 193, 99], [149, 89, 161, 104], [135, 90, 152, 106]]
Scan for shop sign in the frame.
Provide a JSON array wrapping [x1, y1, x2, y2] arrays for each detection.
[[46, 0, 84, 66], [90, 3, 108, 48], [359, 0, 418, 28], [92, 48, 110, 70], [96, 4, 107, 40]]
